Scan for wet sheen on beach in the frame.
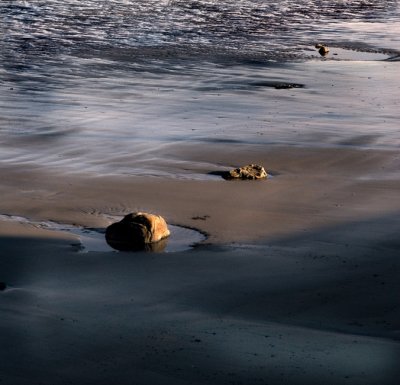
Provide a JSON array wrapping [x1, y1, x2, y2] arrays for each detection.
[[1, 0, 399, 177]]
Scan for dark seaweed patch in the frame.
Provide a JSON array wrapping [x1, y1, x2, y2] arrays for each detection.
[[248, 81, 305, 89]]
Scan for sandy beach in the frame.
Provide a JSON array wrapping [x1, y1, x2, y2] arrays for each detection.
[[1, 140, 400, 384], [1, 1, 400, 381]]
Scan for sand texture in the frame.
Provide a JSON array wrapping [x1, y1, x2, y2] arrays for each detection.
[[1, 144, 400, 385], [2, 1, 400, 382]]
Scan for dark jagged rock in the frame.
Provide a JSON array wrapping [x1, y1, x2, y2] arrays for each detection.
[[0, 282, 7, 291]]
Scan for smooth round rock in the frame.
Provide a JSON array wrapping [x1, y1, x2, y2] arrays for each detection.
[[315, 43, 330, 56], [105, 212, 170, 251]]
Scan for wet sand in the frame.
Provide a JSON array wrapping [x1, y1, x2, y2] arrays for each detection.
[[2, 0, 400, 381], [1, 142, 400, 385]]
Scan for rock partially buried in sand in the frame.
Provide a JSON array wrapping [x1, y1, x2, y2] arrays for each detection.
[[0, 282, 7, 291], [315, 43, 329, 56], [227, 164, 268, 180], [105, 212, 170, 251]]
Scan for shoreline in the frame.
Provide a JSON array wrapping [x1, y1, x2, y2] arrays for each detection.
[[1, 59, 400, 178]]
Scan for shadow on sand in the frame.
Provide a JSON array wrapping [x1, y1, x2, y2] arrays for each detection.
[[0, 213, 399, 385]]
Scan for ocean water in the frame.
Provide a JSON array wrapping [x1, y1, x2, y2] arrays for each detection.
[[1, 0, 399, 177]]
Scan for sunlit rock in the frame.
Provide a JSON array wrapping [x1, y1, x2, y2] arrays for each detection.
[[315, 43, 330, 56], [105, 212, 170, 251], [227, 164, 268, 180]]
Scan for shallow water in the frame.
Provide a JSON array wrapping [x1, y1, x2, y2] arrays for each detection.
[[1, 0, 399, 178], [0, 214, 206, 252]]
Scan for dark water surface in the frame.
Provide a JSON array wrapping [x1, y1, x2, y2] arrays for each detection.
[[1, 0, 399, 177], [1, 0, 398, 62]]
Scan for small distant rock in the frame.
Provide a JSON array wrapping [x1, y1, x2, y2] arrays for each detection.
[[274, 83, 304, 90], [106, 212, 170, 251], [0, 282, 7, 291], [227, 164, 268, 180], [315, 43, 329, 56]]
